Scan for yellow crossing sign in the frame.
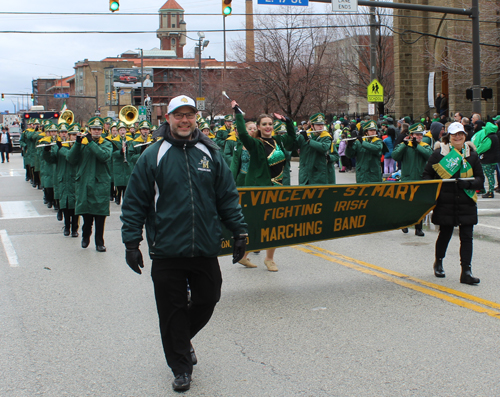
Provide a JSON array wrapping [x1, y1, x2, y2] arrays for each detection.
[[367, 79, 384, 102]]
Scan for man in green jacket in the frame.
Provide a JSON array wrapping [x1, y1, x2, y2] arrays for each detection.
[[346, 120, 383, 183], [67, 117, 113, 252], [392, 122, 433, 236], [214, 114, 233, 150], [296, 113, 333, 185], [121, 95, 247, 392]]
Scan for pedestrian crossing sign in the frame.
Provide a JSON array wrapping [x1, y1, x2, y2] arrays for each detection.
[[367, 79, 384, 102]]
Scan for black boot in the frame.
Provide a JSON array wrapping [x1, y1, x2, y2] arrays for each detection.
[[460, 265, 480, 285], [115, 195, 121, 205], [433, 258, 445, 278], [57, 210, 63, 221]]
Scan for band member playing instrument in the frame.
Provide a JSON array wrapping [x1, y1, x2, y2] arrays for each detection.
[[111, 121, 133, 205]]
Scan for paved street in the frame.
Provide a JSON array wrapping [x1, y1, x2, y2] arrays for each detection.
[[1, 153, 500, 397]]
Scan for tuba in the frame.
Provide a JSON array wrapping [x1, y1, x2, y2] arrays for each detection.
[[58, 110, 74, 125], [119, 105, 138, 125]]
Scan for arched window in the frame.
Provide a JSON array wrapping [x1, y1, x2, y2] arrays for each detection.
[[171, 38, 176, 47]]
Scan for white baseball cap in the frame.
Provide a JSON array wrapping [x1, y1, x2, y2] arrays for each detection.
[[167, 95, 197, 114], [447, 122, 465, 135]]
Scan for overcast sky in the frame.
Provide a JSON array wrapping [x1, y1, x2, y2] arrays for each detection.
[[0, 0, 329, 113]]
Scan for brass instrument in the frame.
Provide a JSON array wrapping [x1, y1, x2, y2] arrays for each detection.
[[122, 137, 128, 163], [58, 110, 74, 125], [119, 105, 139, 125]]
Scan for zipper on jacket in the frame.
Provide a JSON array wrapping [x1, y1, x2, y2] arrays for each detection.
[[183, 144, 196, 257]]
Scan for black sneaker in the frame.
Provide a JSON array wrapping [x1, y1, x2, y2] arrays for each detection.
[[63, 228, 70, 236], [482, 192, 494, 198], [172, 373, 191, 392], [190, 343, 197, 365]]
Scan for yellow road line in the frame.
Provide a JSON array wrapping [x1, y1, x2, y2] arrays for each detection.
[[293, 245, 500, 319], [304, 244, 500, 312]]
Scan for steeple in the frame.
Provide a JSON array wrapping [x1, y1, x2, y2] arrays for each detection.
[[157, 0, 187, 58]]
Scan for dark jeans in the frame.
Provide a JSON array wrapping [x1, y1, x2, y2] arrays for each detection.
[[63, 208, 79, 233], [0, 144, 9, 162], [81, 214, 106, 246], [435, 225, 473, 266], [151, 257, 222, 376]]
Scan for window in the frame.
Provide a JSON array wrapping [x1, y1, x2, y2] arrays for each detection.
[[172, 24, 176, 28], [171, 38, 176, 47]]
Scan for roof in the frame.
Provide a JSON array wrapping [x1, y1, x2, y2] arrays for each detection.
[[100, 57, 241, 70], [160, 0, 184, 11]]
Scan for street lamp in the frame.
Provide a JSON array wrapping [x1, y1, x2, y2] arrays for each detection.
[[136, 48, 144, 106], [197, 32, 209, 99]]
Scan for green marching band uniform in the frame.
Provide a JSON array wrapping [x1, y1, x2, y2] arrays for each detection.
[[234, 113, 296, 187], [392, 123, 433, 181], [215, 115, 233, 150], [223, 128, 238, 166], [296, 113, 337, 185], [346, 120, 384, 183], [67, 117, 113, 218], [111, 121, 133, 205], [273, 120, 293, 186], [128, 120, 153, 168]]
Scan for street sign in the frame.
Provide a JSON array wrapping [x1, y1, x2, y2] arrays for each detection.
[[107, 111, 116, 118], [367, 79, 384, 103], [368, 103, 375, 115], [54, 93, 69, 98], [257, 0, 309, 6], [138, 106, 147, 116], [196, 98, 206, 111], [331, 0, 357, 11]]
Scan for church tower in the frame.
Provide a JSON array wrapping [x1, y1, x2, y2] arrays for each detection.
[[157, 0, 187, 58]]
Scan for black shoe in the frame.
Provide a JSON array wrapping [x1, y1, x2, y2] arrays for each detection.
[[110, 196, 115, 202], [482, 192, 494, 198], [96, 245, 107, 252], [190, 343, 197, 365], [402, 228, 408, 233], [63, 228, 70, 236], [460, 267, 480, 285], [57, 210, 63, 221], [81, 237, 90, 248], [43, 197, 48, 204], [433, 258, 445, 278], [37, 185, 42, 190], [47, 201, 52, 209], [172, 373, 191, 392], [71, 231, 79, 238], [415, 229, 425, 237], [115, 196, 121, 205]]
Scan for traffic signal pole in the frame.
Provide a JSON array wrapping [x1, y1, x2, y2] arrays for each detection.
[[311, 0, 481, 114]]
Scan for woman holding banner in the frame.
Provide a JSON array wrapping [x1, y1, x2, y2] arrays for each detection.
[[231, 100, 296, 272], [422, 122, 484, 285]]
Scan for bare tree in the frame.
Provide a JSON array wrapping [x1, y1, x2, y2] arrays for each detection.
[[231, 8, 335, 120]]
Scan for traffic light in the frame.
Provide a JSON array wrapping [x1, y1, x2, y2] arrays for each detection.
[[108, 92, 111, 101], [30, 93, 34, 101], [466, 89, 473, 101], [481, 87, 493, 101], [113, 90, 117, 100], [1, 93, 4, 101], [222, 0, 232, 16], [109, 0, 119, 12]]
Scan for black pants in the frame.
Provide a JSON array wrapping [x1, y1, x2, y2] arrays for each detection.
[[0, 144, 9, 162], [82, 214, 106, 246], [63, 208, 79, 233], [45, 187, 54, 203], [151, 257, 222, 376], [116, 186, 126, 201], [435, 225, 474, 266]]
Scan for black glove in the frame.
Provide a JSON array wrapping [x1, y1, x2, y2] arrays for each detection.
[[411, 137, 417, 148], [457, 178, 471, 190], [44, 144, 51, 152], [125, 244, 144, 274], [300, 130, 309, 142], [403, 138, 408, 145], [76, 135, 83, 143], [232, 234, 247, 264], [84, 133, 93, 142], [56, 141, 62, 148], [357, 135, 363, 143]]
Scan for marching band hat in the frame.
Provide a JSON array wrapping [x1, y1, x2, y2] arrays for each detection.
[[47, 123, 58, 131], [33, 118, 41, 125], [224, 114, 234, 122], [58, 123, 69, 132], [273, 120, 287, 134], [103, 117, 113, 124], [68, 123, 81, 134], [409, 123, 425, 134], [117, 121, 128, 130], [167, 95, 197, 114], [309, 113, 326, 125], [87, 117, 104, 129], [362, 120, 378, 131], [138, 120, 151, 130], [199, 118, 210, 131]]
